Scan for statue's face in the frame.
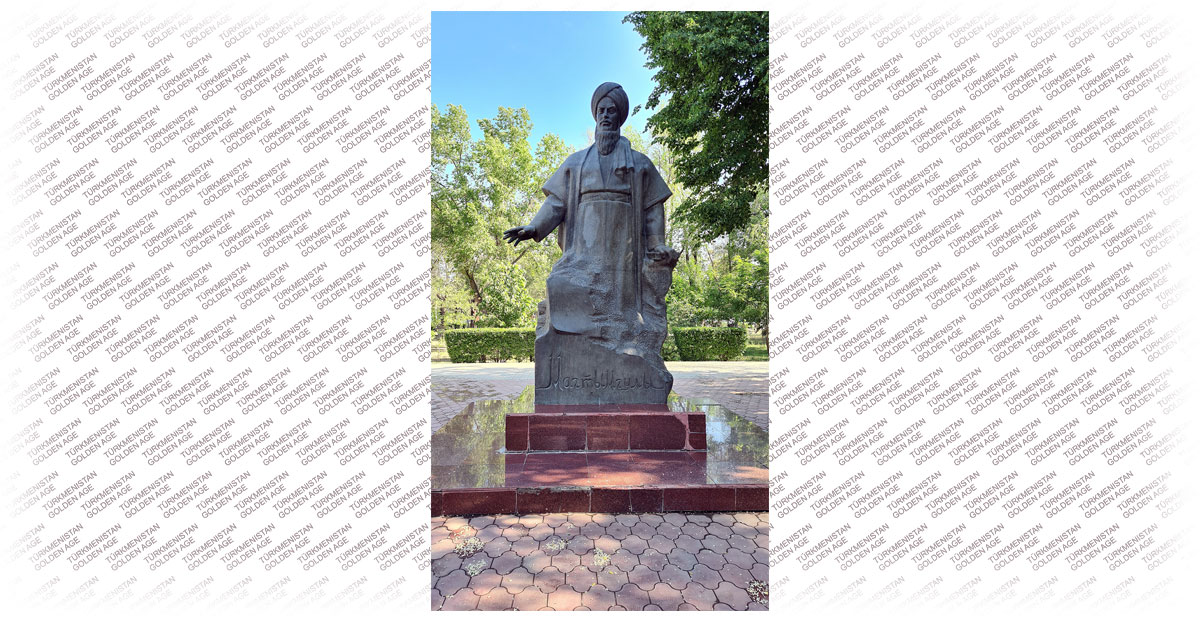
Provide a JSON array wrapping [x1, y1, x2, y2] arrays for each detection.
[[595, 96, 620, 130]]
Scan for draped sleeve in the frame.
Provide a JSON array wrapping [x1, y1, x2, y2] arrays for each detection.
[[637, 152, 672, 210], [530, 161, 570, 244]]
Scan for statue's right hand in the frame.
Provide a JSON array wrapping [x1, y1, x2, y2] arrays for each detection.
[[502, 225, 535, 246]]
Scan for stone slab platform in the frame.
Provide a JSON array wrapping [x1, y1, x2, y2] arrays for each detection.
[[433, 395, 768, 515], [506, 409, 707, 452]]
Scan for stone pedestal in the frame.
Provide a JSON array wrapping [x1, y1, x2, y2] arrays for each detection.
[[533, 331, 673, 405]]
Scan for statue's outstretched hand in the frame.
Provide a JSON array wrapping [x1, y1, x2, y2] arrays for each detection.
[[647, 244, 680, 265], [503, 225, 536, 246]]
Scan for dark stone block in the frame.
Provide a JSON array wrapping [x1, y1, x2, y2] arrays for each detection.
[[629, 488, 663, 512], [735, 486, 769, 511], [505, 414, 529, 451], [442, 489, 516, 515], [629, 415, 686, 449], [587, 414, 629, 450], [590, 488, 631, 513], [663, 486, 737, 512], [431, 491, 443, 517], [528, 415, 586, 450], [689, 432, 707, 450], [688, 412, 706, 431], [517, 488, 590, 513]]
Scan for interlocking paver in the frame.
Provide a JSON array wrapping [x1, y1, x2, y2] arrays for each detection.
[[646, 534, 675, 554], [707, 522, 733, 539], [675, 534, 703, 554], [547, 585, 582, 610], [718, 562, 753, 587], [432, 512, 769, 611], [551, 552, 582, 571], [566, 566, 596, 592], [501, 567, 534, 594], [566, 534, 593, 555], [511, 536, 538, 556], [627, 565, 660, 591], [631, 522, 656, 540], [614, 583, 651, 610], [689, 563, 723, 590], [606, 522, 632, 540], [681, 522, 708, 539], [701, 534, 730, 554], [647, 582, 687, 610], [681, 582, 718, 608], [581, 522, 606, 540], [492, 550, 523, 575], [479, 586, 513, 610], [697, 549, 726, 570], [658, 563, 690, 590], [529, 523, 553, 541], [469, 516, 495, 530], [655, 522, 683, 539], [714, 580, 751, 609], [595, 567, 629, 591], [433, 551, 464, 575], [724, 548, 757, 571], [582, 585, 616, 610], [512, 586, 546, 610], [534, 568, 566, 593], [443, 586, 480, 610], [640, 549, 669, 571], [728, 533, 757, 554], [469, 569, 503, 595], [610, 549, 639, 572], [667, 547, 698, 570], [521, 550, 551, 575], [594, 535, 621, 552], [483, 537, 511, 557]]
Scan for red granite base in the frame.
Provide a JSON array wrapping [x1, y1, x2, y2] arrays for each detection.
[[432, 449, 768, 515], [433, 484, 768, 515], [506, 409, 707, 451]]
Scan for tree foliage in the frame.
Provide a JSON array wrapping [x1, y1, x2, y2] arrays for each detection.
[[431, 104, 569, 328], [624, 11, 769, 242]]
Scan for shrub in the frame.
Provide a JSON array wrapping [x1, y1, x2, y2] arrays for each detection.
[[445, 328, 535, 363], [672, 326, 747, 361], [661, 335, 680, 361]]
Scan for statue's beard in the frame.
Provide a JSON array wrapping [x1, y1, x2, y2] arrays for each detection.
[[596, 126, 620, 155]]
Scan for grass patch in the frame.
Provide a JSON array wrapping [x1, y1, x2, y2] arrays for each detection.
[[739, 334, 768, 361]]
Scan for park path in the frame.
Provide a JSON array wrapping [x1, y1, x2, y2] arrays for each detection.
[[432, 512, 769, 611]]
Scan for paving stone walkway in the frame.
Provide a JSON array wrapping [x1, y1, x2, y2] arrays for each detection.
[[431, 512, 769, 611], [432, 362, 769, 434]]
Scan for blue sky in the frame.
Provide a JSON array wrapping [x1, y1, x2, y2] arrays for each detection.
[[432, 11, 658, 150]]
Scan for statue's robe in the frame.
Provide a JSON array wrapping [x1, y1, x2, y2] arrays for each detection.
[[528, 137, 675, 404]]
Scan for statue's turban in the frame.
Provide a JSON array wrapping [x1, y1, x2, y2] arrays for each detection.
[[591, 82, 629, 126]]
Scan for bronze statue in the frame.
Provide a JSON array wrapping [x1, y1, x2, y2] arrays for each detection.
[[504, 82, 680, 405]]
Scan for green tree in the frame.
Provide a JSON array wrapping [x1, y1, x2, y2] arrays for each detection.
[[624, 11, 769, 242], [431, 104, 570, 327]]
